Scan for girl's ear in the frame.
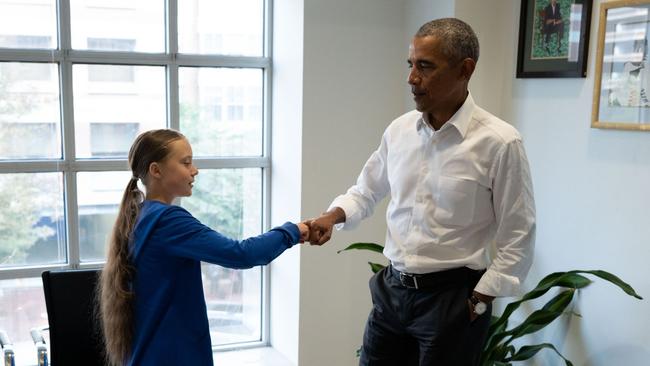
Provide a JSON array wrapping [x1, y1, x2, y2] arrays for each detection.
[[148, 162, 163, 179]]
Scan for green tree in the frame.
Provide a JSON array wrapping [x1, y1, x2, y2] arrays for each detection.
[[0, 174, 56, 265], [179, 103, 246, 239], [0, 64, 59, 265]]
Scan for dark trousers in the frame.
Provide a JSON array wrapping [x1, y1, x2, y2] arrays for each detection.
[[359, 266, 491, 366], [544, 22, 564, 48]]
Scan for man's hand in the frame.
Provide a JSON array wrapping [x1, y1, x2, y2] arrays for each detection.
[[467, 291, 495, 322], [305, 207, 346, 245]]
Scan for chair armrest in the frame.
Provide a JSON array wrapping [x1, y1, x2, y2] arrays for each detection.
[[0, 330, 15, 366], [30, 327, 48, 366]]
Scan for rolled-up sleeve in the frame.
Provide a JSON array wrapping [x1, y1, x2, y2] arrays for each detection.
[[474, 139, 536, 297]]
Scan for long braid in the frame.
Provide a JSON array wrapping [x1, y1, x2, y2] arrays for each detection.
[[97, 129, 183, 365]]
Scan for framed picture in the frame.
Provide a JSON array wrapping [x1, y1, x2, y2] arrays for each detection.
[[516, 0, 593, 78], [592, 0, 650, 131]]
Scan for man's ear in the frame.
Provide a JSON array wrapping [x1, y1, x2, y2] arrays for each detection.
[[459, 58, 476, 81], [148, 162, 162, 179]]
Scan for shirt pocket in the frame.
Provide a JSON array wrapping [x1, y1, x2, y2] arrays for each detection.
[[433, 175, 479, 227]]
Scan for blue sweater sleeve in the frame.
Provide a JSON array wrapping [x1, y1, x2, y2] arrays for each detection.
[[154, 206, 300, 269]]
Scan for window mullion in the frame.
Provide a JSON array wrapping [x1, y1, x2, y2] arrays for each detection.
[[167, 0, 178, 55], [0, 265, 81, 280], [167, 0, 179, 130], [58, 0, 72, 50], [59, 0, 79, 269], [61, 57, 81, 268], [260, 0, 274, 347], [64, 170, 81, 268]]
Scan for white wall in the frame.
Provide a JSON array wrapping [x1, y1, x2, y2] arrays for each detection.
[[456, 0, 514, 117], [404, 0, 455, 110], [269, 0, 304, 363], [456, 0, 650, 364]]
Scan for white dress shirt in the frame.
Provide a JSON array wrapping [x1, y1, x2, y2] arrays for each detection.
[[330, 93, 535, 297]]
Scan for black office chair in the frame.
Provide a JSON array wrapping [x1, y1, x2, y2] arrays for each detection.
[[41, 269, 105, 366]]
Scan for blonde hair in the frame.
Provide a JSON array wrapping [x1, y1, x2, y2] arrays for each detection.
[[98, 129, 184, 365]]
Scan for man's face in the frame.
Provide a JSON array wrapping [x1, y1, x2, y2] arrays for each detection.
[[407, 35, 467, 116]]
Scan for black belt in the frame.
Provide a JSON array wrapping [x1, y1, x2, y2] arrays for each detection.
[[390, 265, 484, 290]]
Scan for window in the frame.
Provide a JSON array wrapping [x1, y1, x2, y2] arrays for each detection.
[[89, 123, 139, 157], [86, 37, 136, 52], [0, 122, 59, 158], [0, 35, 52, 49], [0, 0, 270, 363]]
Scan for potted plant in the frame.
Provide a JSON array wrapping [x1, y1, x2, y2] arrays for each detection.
[[339, 242, 643, 366]]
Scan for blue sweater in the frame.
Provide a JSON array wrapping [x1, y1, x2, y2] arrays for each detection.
[[127, 200, 299, 366]]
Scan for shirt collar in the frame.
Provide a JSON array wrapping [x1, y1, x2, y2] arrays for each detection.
[[416, 92, 475, 139]]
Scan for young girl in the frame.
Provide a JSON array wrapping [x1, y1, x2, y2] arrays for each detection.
[[99, 129, 308, 366]]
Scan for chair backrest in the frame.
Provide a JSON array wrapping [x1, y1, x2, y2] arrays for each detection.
[[42, 269, 105, 366]]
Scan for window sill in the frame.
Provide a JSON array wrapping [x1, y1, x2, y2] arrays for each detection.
[[214, 347, 294, 366]]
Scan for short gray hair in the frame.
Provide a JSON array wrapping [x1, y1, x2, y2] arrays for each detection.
[[415, 18, 479, 64]]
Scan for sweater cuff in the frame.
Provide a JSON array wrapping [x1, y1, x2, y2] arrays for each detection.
[[273, 222, 300, 246]]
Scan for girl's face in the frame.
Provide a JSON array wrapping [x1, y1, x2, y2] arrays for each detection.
[[155, 138, 198, 201]]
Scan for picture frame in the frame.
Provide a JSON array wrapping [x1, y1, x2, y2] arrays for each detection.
[[592, 0, 650, 131], [516, 0, 593, 78]]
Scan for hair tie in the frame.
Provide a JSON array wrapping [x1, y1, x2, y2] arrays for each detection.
[[131, 176, 139, 181]]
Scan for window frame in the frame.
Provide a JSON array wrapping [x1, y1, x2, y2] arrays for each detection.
[[0, 0, 273, 352]]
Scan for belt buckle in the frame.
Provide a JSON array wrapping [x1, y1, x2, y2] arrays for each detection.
[[399, 272, 419, 289]]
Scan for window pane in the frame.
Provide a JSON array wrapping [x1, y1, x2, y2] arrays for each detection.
[[0, 173, 65, 268], [70, 0, 165, 52], [73, 64, 166, 159], [178, 0, 264, 56], [180, 68, 263, 157], [0, 62, 61, 160], [0, 278, 49, 366], [182, 168, 263, 346], [0, 1, 57, 49], [77, 171, 131, 262]]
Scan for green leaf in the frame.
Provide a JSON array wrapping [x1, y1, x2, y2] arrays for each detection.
[[485, 280, 578, 352], [554, 273, 592, 289], [368, 262, 386, 273], [569, 270, 643, 299], [484, 269, 642, 364], [338, 242, 384, 254], [482, 316, 507, 362], [508, 343, 573, 365], [489, 344, 513, 362], [506, 289, 575, 340], [488, 272, 590, 340]]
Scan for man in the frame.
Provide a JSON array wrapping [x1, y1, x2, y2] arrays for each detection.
[[543, 0, 564, 53], [308, 18, 536, 365]]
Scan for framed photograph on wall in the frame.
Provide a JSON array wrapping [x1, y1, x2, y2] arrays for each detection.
[[516, 0, 593, 78], [592, 0, 650, 131]]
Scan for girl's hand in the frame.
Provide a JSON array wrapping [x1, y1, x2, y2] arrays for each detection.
[[297, 222, 310, 243]]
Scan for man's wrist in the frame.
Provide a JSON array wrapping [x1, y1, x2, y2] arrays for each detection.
[[472, 291, 495, 304], [323, 207, 346, 225]]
